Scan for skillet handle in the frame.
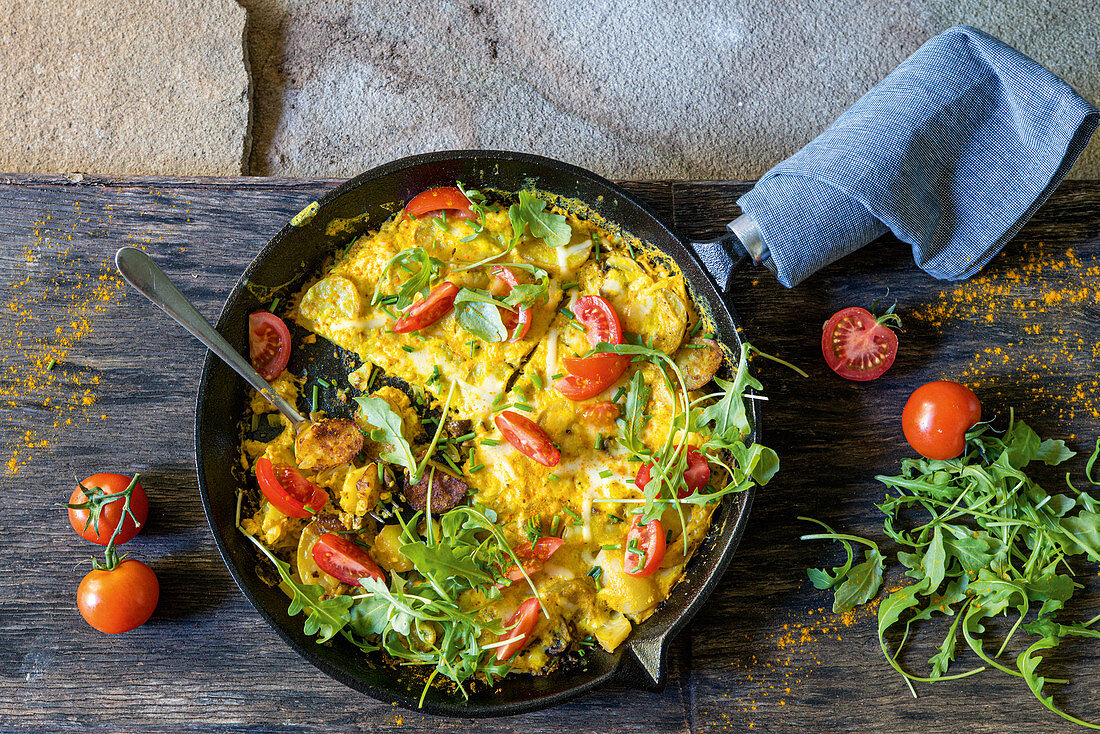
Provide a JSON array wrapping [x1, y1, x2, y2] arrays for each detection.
[[688, 214, 774, 292], [613, 633, 668, 691]]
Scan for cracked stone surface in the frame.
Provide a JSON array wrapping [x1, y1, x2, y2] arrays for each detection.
[[0, 0, 250, 176], [241, 0, 1099, 180]]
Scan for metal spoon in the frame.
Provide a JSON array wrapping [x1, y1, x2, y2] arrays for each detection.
[[114, 246, 307, 427]]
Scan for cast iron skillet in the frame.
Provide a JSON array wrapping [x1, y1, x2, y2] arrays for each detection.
[[195, 150, 754, 717]]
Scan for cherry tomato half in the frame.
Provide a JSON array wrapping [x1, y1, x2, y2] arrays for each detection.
[[255, 457, 328, 518], [555, 297, 630, 400], [392, 281, 459, 334], [902, 381, 982, 460], [496, 597, 541, 662], [635, 447, 711, 499], [578, 401, 620, 426], [514, 536, 564, 561], [311, 532, 385, 587], [404, 186, 474, 218], [821, 306, 898, 381], [491, 266, 532, 341], [249, 311, 292, 382], [494, 411, 560, 467], [77, 559, 159, 634], [624, 515, 666, 577], [68, 473, 148, 546]]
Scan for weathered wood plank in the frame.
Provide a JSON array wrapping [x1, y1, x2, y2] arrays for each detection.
[[0, 176, 1098, 733]]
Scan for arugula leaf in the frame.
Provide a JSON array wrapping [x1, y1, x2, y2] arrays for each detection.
[[453, 288, 510, 342], [833, 548, 884, 613], [354, 396, 416, 473], [615, 370, 651, 458], [1037, 438, 1076, 466], [508, 190, 571, 248], [241, 529, 353, 643], [699, 344, 762, 441], [373, 247, 443, 310]]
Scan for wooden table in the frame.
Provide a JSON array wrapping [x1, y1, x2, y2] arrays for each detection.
[[1, 175, 1098, 733]]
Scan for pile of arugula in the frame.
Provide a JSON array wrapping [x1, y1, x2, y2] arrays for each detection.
[[594, 341, 798, 526], [804, 414, 1100, 729], [241, 501, 539, 707]]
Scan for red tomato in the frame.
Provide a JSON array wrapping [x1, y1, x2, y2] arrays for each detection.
[[635, 447, 711, 499], [311, 532, 385, 586], [498, 559, 543, 587], [77, 559, 159, 634], [67, 473, 148, 546], [555, 297, 630, 401], [578, 401, 620, 426], [249, 311, 292, 381], [392, 281, 459, 334], [574, 295, 624, 346], [494, 411, 561, 467], [902, 381, 982, 460], [514, 536, 564, 561], [490, 266, 532, 341], [496, 597, 541, 662], [404, 186, 474, 218], [624, 515, 665, 577], [255, 457, 328, 518], [821, 306, 898, 381]]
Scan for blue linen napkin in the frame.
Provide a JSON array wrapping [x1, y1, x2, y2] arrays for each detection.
[[734, 25, 1099, 288]]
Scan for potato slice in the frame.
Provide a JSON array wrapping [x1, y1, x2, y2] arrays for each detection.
[[295, 418, 364, 471], [674, 337, 723, 390]]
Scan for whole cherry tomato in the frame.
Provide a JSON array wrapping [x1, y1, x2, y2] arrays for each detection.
[[902, 380, 982, 460], [67, 473, 148, 546], [77, 559, 159, 634]]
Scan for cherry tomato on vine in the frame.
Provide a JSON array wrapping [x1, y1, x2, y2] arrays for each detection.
[[255, 457, 328, 518], [821, 306, 899, 381], [624, 514, 666, 577], [404, 187, 474, 219], [494, 410, 560, 467], [249, 311, 292, 381], [77, 559, 159, 634], [67, 473, 148, 546], [902, 380, 982, 460], [392, 281, 459, 334], [311, 532, 385, 587], [495, 597, 541, 662], [635, 447, 711, 499]]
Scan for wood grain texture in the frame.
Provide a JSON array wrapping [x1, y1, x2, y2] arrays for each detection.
[[0, 175, 1098, 733]]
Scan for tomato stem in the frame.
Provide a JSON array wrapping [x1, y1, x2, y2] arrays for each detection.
[[86, 473, 141, 572]]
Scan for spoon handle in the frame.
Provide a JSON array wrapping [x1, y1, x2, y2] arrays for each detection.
[[115, 246, 306, 426]]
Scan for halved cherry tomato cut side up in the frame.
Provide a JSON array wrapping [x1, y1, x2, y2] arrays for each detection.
[[404, 186, 474, 218], [497, 559, 543, 588], [624, 514, 665, 577], [821, 306, 898, 381], [635, 446, 711, 499], [496, 597, 541, 662], [515, 536, 565, 561], [555, 296, 630, 401], [902, 380, 982, 460], [494, 410, 560, 467], [574, 295, 624, 347], [490, 265, 531, 341], [255, 457, 328, 518], [578, 401, 620, 426], [249, 311, 292, 381], [311, 532, 385, 586], [392, 281, 459, 334]]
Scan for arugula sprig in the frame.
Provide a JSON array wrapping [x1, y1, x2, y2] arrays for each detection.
[[594, 341, 787, 525], [508, 190, 571, 248], [803, 416, 1100, 728], [372, 247, 443, 311]]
